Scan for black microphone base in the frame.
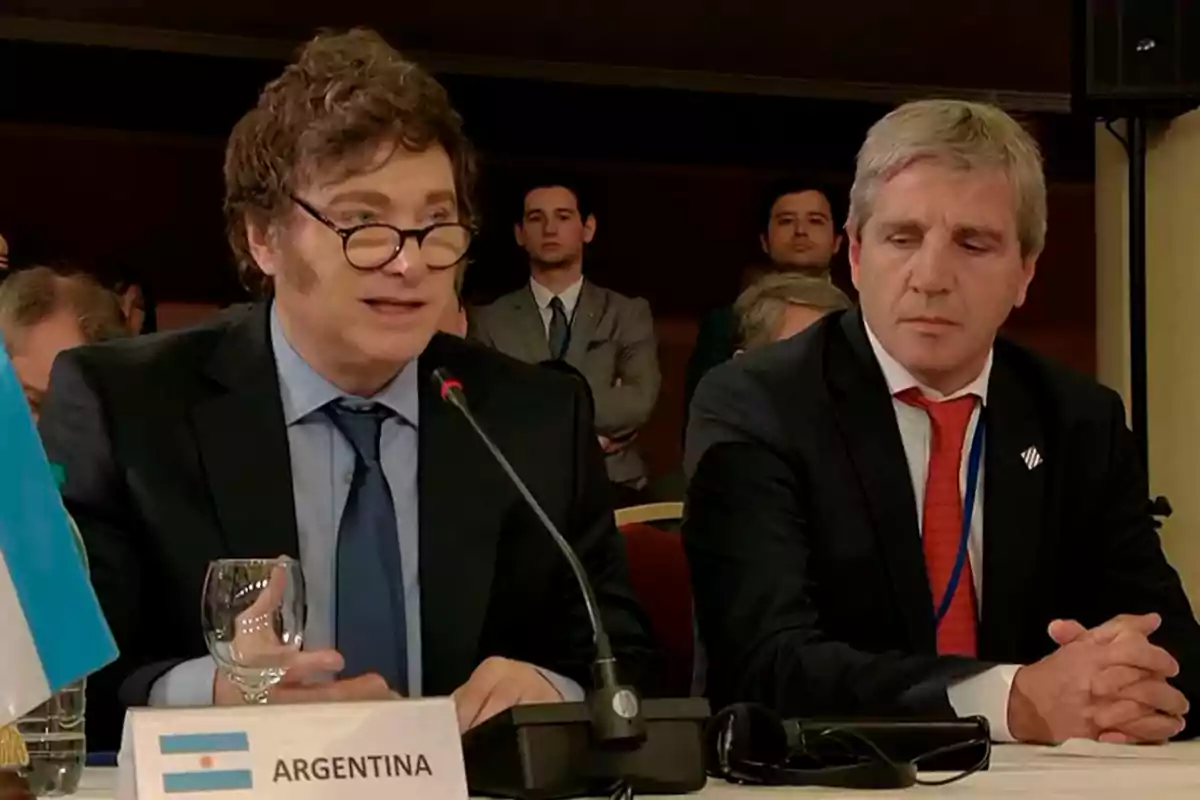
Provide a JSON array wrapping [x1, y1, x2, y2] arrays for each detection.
[[463, 698, 711, 799]]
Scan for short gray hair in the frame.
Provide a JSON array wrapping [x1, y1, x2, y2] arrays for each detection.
[[735, 272, 851, 349], [848, 99, 1046, 258], [0, 266, 128, 354]]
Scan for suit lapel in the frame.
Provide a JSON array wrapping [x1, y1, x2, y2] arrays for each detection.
[[509, 288, 552, 363], [190, 304, 300, 560], [829, 311, 936, 651], [565, 281, 604, 364], [979, 354, 1046, 658], [416, 337, 503, 692]]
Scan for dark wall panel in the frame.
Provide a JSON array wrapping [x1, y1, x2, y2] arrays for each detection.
[[6, 0, 1072, 93]]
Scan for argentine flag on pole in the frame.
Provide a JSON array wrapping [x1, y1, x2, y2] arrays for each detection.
[[0, 344, 117, 726]]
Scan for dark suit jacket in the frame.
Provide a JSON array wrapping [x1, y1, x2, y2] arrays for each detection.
[[469, 281, 661, 487], [39, 303, 659, 750], [684, 308, 1200, 736], [682, 305, 737, 434]]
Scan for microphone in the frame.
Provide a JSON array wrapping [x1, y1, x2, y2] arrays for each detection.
[[433, 367, 644, 745], [431, 367, 709, 799]]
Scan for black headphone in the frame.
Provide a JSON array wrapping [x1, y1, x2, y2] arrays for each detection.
[[705, 704, 918, 790]]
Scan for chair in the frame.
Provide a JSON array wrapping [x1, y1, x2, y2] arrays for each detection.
[[614, 502, 684, 528], [615, 502, 694, 696]]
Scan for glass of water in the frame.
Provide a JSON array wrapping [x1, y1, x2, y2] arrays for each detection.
[[201, 557, 305, 703], [15, 680, 85, 796]]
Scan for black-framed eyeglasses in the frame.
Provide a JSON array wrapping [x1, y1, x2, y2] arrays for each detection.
[[291, 195, 473, 271]]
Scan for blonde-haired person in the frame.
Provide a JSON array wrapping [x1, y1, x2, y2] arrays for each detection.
[[685, 99, 1199, 745], [37, 28, 656, 751], [0, 266, 127, 419], [734, 272, 850, 351]]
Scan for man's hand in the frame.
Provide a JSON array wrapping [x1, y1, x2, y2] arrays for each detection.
[[1047, 613, 1189, 744], [214, 648, 397, 705], [452, 657, 564, 732], [1008, 613, 1186, 744]]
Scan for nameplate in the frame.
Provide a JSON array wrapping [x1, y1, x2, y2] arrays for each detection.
[[117, 699, 467, 800]]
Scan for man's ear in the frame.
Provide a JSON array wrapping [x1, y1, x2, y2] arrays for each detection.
[[246, 215, 281, 278], [514, 222, 526, 249], [582, 214, 597, 244], [760, 232, 770, 257], [846, 220, 863, 292], [1013, 251, 1040, 308]]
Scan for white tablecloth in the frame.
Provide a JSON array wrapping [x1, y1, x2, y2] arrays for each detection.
[[76, 742, 1200, 799]]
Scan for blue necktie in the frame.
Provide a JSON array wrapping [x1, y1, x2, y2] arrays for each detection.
[[324, 401, 408, 693]]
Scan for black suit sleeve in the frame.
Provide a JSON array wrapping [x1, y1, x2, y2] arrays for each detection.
[[1084, 390, 1200, 739], [557, 379, 662, 694], [38, 352, 181, 750], [684, 363, 988, 719]]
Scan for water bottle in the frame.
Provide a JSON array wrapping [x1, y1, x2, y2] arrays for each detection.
[[16, 512, 88, 796], [15, 681, 85, 796]]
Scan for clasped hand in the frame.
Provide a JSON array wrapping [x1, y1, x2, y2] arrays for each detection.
[[1009, 613, 1189, 744]]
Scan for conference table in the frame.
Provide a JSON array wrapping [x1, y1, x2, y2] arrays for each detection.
[[76, 741, 1200, 799]]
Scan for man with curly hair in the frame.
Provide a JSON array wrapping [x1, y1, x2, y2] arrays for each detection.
[[39, 29, 657, 749]]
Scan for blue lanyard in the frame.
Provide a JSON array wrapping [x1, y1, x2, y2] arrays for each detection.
[[934, 416, 985, 626]]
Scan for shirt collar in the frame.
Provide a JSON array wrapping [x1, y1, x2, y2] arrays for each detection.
[[270, 303, 420, 427], [863, 316, 992, 404], [529, 275, 585, 316]]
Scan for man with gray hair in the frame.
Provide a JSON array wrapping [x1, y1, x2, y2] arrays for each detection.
[[734, 272, 850, 350], [685, 99, 1199, 743], [0, 266, 127, 419]]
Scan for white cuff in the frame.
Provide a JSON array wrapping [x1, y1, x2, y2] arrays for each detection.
[[147, 657, 217, 707], [532, 667, 585, 702], [947, 664, 1020, 742]]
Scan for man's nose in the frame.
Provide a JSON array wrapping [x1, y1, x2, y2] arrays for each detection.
[[907, 239, 955, 293], [379, 237, 428, 279]]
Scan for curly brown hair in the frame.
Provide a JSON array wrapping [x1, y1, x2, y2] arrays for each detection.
[[224, 28, 478, 296]]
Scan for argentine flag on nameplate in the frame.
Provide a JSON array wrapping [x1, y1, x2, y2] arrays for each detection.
[[0, 343, 117, 726]]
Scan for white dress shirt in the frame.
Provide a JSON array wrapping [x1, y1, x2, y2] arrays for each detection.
[[529, 276, 584, 338], [863, 321, 1019, 742]]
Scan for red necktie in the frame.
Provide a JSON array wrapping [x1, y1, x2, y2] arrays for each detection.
[[897, 388, 979, 657]]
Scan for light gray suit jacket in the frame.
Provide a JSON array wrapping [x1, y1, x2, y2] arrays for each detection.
[[469, 280, 661, 487]]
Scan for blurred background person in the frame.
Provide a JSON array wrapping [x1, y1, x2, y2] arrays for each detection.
[[734, 272, 851, 351], [684, 179, 844, 423], [0, 265, 127, 418]]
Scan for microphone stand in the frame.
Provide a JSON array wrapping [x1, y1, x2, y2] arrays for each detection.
[[433, 369, 709, 799]]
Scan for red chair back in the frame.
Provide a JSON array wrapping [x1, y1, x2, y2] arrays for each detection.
[[619, 521, 694, 696]]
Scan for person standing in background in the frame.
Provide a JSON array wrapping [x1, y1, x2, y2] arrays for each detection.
[[470, 177, 661, 507], [683, 180, 843, 425]]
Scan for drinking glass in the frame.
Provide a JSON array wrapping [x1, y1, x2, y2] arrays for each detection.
[[201, 557, 305, 703]]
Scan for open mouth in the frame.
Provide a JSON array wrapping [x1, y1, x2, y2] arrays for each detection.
[[363, 298, 426, 316]]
